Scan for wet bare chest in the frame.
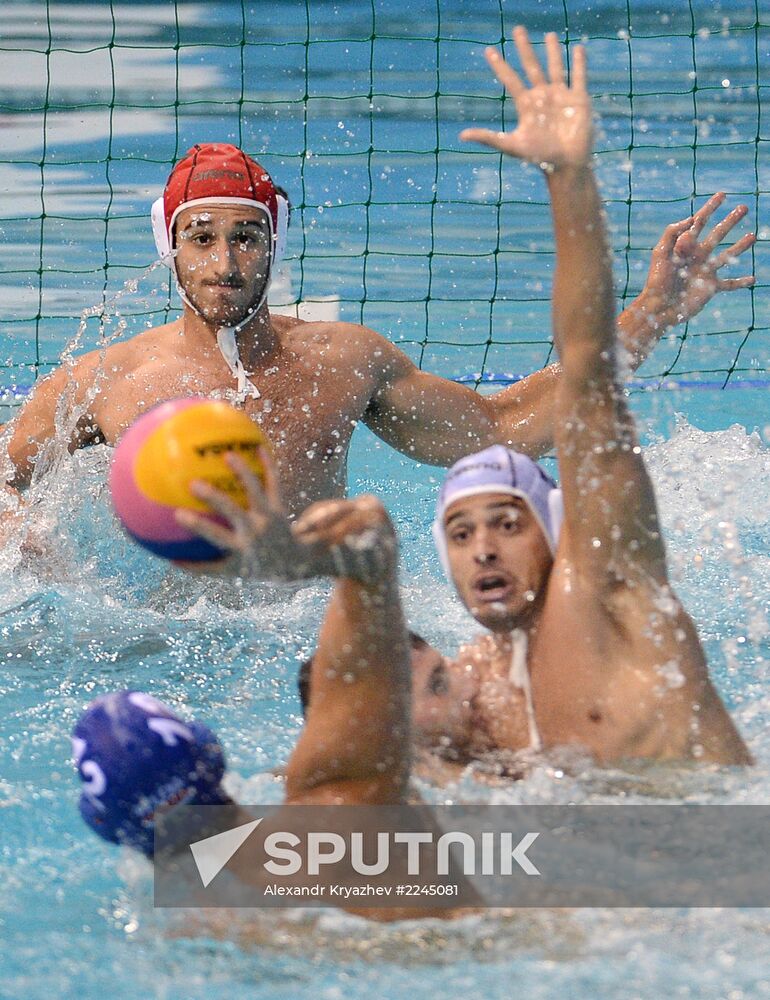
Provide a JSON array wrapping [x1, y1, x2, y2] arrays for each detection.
[[92, 356, 374, 509], [472, 674, 533, 754], [530, 600, 705, 759]]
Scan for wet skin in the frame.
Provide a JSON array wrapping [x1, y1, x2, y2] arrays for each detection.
[[440, 495, 751, 766], [4, 186, 757, 515], [4, 206, 557, 515]]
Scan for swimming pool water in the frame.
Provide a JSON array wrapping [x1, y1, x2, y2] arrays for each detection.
[[1, 1, 768, 997]]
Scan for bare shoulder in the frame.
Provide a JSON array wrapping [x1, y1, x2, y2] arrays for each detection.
[[275, 313, 408, 371], [99, 319, 184, 369], [36, 320, 183, 386]]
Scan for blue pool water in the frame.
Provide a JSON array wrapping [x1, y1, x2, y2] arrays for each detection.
[[1, 1, 769, 998]]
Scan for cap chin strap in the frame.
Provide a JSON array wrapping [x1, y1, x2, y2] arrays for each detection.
[[216, 324, 261, 401], [508, 628, 542, 752]]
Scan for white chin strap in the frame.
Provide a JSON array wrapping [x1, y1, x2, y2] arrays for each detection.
[[173, 279, 262, 403], [216, 325, 260, 401], [508, 628, 542, 752]]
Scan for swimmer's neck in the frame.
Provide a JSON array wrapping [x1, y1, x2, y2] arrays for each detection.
[[479, 592, 545, 652], [179, 301, 282, 370]]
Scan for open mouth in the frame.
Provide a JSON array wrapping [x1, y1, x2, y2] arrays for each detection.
[[473, 574, 514, 602]]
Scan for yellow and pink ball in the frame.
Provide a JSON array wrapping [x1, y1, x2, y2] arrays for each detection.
[[109, 398, 268, 561]]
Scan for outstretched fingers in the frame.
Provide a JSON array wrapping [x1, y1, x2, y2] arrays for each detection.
[[173, 451, 278, 551], [700, 203, 752, 254], [713, 230, 756, 268], [544, 31, 565, 86], [483, 44, 524, 98], [514, 26, 585, 92], [225, 449, 279, 517], [716, 275, 756, 291], [458, 125, 506, 149], [687, 191, 726, 237], [188, 474, 252, 527], [712, 231, 756, 289], [512, 25, 546, 87], [256, 445, 283, 510], [570, 42, 587, 92]]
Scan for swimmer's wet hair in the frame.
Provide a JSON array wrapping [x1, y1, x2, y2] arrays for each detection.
[[298, 631, 429, 717]]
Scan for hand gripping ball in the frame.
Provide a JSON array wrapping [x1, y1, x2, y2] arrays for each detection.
[[109, 397, 268, 561]]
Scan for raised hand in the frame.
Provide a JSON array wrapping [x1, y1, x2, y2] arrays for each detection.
[[292, 494, 398, 586], [639, 192, 755, 331], [174, 448, 398, 585], [460, 26, 591, 171], [173, 447, 303, 580]]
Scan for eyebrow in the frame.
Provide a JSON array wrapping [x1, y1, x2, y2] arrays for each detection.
[[180, 217, 266, 231], [444, 498, 523, 527]]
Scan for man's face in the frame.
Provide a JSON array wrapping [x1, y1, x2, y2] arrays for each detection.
[[173, 203, 272, 326], [444, 492, 553, 632], [410, 642, 475, 750]]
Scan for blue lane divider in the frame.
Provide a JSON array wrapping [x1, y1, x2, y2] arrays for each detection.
[[2, 375, 769, 404], [453, 374, 770, 389]]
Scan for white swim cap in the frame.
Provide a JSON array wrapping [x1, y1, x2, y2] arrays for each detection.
[[432, 445, 563, 576]]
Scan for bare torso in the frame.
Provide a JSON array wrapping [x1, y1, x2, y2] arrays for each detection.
[[452, 563, 750, 766], [13, 313, 392, 515]]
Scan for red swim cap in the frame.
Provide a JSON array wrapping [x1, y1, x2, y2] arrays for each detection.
[[163, 143, 280, 234], [151, 143, 289, 268]]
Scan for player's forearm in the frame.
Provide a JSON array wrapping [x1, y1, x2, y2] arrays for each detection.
[[548, 165, 616, 380], [285, 573, 411, 800], [315, 574, 410, 696], [616, 290, 670, 370]]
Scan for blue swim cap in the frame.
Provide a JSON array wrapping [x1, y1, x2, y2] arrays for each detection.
[[72, 691, 228, 857], [432, 445, 563, 576]]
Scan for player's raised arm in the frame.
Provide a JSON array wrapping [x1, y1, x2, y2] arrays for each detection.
[[284, 496, 411, 805], [177, 452, 412, 805], [463, 27, 668, 582], [364, 34, 753, 467]]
